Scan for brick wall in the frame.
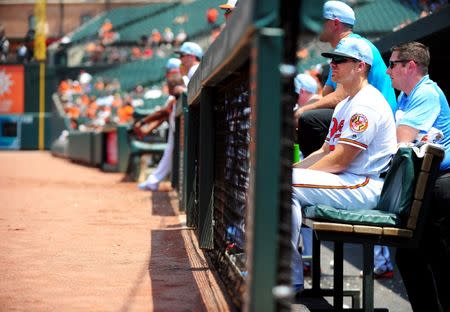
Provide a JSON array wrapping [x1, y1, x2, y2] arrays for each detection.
[[0, 2, 147, 39]]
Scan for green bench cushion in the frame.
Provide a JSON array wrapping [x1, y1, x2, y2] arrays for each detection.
[[130, 140, 167, 154], [303, 204, 401, 227], [303, 147, 418, 228]]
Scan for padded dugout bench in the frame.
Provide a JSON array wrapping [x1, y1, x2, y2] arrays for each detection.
[[124, 139, 167, 181], [300, 144, 444, 311]]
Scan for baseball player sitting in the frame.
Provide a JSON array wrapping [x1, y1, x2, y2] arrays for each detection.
[[290, 37, 397, 292]]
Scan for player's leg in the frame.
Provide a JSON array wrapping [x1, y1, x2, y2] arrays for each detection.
[[373, 245, 394, 278], [292, 196, 304, 292], [138, 130, 174, 190], [291, 169, 383, 294], [292, 169, 383, 210]]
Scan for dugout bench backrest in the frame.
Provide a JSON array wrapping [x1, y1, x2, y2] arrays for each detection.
[[300, 143, 444, 311]]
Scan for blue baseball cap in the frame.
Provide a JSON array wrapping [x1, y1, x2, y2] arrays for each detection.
[[294, 74, 318, 94], [165, 58, 181, 71], [175, 42, 203, 59], [322, 37, 373, 65], [323, 1, 355, 26]]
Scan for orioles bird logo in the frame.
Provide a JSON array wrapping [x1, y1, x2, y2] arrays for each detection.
[[350, 114, 368, 133]]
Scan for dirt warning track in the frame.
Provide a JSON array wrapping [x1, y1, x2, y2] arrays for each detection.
[[0, 151, 230, 312]]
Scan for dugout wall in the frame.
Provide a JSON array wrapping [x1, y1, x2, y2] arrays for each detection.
[[179, 0, 323, 311], [174, 2, 450, 312]]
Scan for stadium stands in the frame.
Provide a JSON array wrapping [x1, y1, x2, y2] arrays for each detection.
[[69, 3, 177, 43], [90, 57, 169, 92], [118, 0, 225, 43]]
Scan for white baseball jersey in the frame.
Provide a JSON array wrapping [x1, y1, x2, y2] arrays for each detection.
[[187, 63, 199, 80], [325, 84, 397, 176], [290, 85, 397, 287]]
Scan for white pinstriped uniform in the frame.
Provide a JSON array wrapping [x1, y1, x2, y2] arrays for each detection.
[[291, 84, 397, 286]]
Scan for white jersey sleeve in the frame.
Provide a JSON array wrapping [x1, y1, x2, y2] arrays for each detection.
[[338, 105, 380, 150]]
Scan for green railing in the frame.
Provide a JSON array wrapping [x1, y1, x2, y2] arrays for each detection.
[[177, 0, 311, 310]]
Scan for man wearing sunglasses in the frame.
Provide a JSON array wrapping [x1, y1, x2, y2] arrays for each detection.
[[297, 0, 397, 280], [297, 1, 396, 157], [174, 41, 203, 86], [387, 41, 450, 312], [291, 37, 397, 293]]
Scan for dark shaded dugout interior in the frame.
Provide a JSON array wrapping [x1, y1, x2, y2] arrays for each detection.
[[375, 5, 450, 97]]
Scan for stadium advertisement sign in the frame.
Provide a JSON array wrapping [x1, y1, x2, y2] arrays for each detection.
[[0, 65, 25, 114]]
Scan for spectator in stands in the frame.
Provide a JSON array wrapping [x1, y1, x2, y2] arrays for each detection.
[[211, 0, 237, 42], [142, 46, 153, 59], [94, 77, 105, 91], [86, 96, 98, 120], [111, 93, 123, 108], [92, 105, 111, 128], [105, 78, 121, 93], [131, 46, 142, 60], [133, 85, 145, 98], [387, 41, 450, 312], [107, 47, 122, 64], [72, 81, 83, 94], [296, 1, 397, 278], [0, 24, 10, 63], [80, 94, 90, 107], [24, 28, 35, 62], [206, 7, 219, 26], [79, 70, 93, 92], [219, 0, 237, 20], [58, 79, 71, 95], [175, 41, 203, 86], [66, 103, 81, 119], [149, 29, 162, 48], [91, 41, 105, 64], [98, 19, 113, 38], [139, 35, 148, 47], [137, 60, 185, 191], [16, 44, 29, 63], [163, 27, 174, 47], [102, 29, 118, 45], [97, 19, 118, 46], [174, 29, 188, 48], [173, 14, 189, 25], [291, 37, 397, 294], [117, 100, 134, 124]]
